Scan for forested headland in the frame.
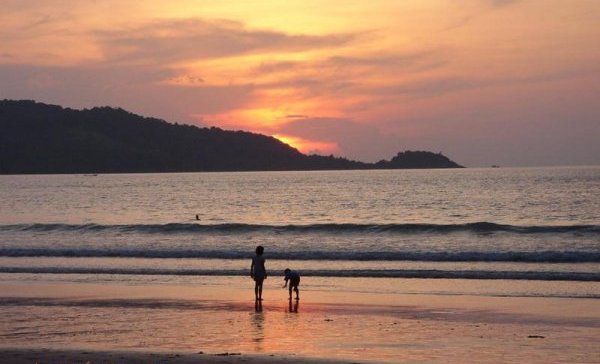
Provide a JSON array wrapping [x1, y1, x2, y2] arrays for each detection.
[[0, 100, 463, 174]]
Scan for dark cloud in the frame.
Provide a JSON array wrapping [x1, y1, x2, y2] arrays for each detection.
[[374, 66, 600, 98], [324, 51, 446, 71], [254, 61, 300, 74], [489, 0, 520, 7], [443, 0, 521, 31], [250, 50, 447, 100], [252, 50, 445, 77], [283, 77, 356, 90], [1, 8, 76, 40], [376, 77, 486, 97], [98, 19, 357, 64]]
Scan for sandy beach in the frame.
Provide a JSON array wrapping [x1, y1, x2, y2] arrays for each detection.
[[1, 276, 599, 363]]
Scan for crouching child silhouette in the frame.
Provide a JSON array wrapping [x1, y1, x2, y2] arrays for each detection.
[[283, 268, 300, 300]]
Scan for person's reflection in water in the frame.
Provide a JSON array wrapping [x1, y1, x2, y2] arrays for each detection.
[[288, 298, 299, 313], [252, 300, 265, 351]]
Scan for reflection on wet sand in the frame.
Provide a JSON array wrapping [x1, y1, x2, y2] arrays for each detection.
[[252, 300, 264, 351], [288, 298, 299, 313], [255, 299, 263, 313]]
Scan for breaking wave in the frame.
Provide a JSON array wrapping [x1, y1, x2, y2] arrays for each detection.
[[1, 222, 598, 235], [0, 248, 598, 263]]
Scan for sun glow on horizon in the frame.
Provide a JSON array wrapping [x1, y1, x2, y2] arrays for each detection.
[[273, 134, 339, 156]]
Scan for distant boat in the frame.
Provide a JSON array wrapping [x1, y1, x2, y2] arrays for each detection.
[[83, 174, 98, 176], [491, 165, 500, 168]]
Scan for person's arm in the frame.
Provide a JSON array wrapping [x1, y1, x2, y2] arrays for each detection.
[[283, 276, 288, 288], [250, 260, 255, 278]]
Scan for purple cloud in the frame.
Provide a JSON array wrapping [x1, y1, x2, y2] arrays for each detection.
[[98, 19, 358, 64]]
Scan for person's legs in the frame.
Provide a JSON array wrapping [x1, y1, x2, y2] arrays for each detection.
[[288, 285, 293, 299], [292, 277, 300, 299], [254, 278, 264, 300]]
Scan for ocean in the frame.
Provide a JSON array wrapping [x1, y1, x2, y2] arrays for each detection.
[[0, 167, 598, 298]]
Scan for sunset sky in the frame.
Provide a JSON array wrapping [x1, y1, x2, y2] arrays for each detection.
[[1, 0, 599, 166]]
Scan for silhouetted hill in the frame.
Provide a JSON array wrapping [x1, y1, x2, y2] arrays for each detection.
[[376, 151, 462, 169], [0, 100, 462, 173]]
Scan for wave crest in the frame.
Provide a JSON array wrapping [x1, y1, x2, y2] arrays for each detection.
[[1, 222, 598, 235], [0, 248, 598, 263]]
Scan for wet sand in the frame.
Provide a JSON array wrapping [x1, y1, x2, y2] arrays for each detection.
[[0, 347, 347, 364], [1, 276, 599, 363]]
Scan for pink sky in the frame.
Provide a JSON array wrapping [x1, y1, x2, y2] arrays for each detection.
[[1, 0, 599, 166]]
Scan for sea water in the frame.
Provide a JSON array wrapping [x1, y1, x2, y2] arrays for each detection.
[[0, 167, 598, 297]]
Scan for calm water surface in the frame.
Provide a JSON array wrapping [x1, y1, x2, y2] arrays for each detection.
[[1, 167, 598, 225]]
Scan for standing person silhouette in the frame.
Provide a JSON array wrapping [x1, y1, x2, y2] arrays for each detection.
[[250, 245, 267, 301]]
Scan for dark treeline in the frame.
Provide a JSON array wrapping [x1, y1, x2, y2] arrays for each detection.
[[0, 100, 462, 174]]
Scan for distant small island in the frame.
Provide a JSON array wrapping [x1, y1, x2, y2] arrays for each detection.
[[0, 100, 463, 174]]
